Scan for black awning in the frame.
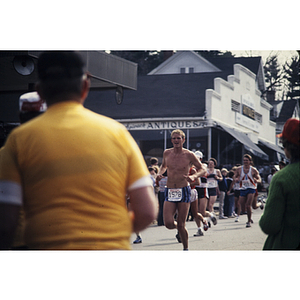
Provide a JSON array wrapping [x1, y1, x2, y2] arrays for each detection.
[[219, 124, 269, 161], [258, 139, 285, 155], [0, 51, 137, 92]]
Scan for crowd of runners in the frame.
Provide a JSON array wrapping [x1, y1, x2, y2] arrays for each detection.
[[135, 129, 267, 250]]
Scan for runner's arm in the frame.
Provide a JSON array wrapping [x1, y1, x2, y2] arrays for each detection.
[[253, 168, 261, 184], [189, 167, 200, 187], [216, 169, 223, 181], [128, 176, 158, 233], [156, 152, 167, 181], [185, 152, 206, 182]]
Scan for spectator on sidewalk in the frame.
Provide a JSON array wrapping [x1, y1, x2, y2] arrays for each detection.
[[259, 118, 300, 250], [218, 168, 228, 219]]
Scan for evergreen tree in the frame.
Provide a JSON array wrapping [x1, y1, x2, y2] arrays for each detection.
[[110, 51, 169, 75], [282, 55, 300, 101], [263, 55, 284, 97], [195, 50, 235, 58]]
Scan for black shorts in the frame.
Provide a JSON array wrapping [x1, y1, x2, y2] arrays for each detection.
[[208, 188, 217, 197], [234, 190, 240, 198], [195, 187, 208, 199]]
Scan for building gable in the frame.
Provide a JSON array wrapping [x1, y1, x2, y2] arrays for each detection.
[[148, 51, 221, 75]]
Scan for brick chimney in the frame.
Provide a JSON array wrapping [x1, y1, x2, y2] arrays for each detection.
[[266, 90, 276, 103], [163, 51, 174, 61]]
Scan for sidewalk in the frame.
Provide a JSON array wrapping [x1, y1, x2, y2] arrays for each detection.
[[131, 198, 267, 250]]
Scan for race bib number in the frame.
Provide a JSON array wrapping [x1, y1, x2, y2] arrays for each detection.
[[168, 188, 182, 202], [234, 182, 240, 189], [241, 180, 252, 188], [207, 178, 217, 188]]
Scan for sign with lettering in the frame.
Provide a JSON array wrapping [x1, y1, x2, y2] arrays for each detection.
[[236, 112, 260, 133], [241, 94, 255, 109], [122, 120, 209, 131], [242, 104, 255, 120]]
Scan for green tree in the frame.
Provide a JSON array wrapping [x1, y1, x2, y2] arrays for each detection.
[[282, 55, 300, 101], [195, 50, 235, 58], [263, 55, 284, 97], [110, 51, 170, 75]]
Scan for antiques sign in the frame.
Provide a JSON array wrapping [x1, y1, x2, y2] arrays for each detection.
[[122, 120, 208, 131]]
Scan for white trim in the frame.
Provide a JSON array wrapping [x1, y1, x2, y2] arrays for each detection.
[[116, 116, 206, 123], [128, 175, 153, 191], [0, 181, 22, 206]]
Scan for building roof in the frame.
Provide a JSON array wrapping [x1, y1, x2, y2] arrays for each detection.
[[205, 56, 262, 75], [85, 72, 230, 119], [276, 99, 299, 122], [85, 55, 264, 120]]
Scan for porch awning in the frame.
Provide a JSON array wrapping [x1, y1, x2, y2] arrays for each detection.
[[258, 139, 285, 155], [0, 51, 137, 92], [219, 124, 269, 161]]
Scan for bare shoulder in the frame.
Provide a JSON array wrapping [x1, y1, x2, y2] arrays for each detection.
[[163, 148, 173, 156], [185, 148, 196, 157]]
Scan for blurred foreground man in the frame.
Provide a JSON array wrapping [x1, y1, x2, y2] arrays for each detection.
[[0, 51, 157, 250], [259, 118, 300, 250]]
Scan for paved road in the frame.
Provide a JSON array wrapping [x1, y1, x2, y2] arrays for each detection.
[[130, 201, 267, 250]]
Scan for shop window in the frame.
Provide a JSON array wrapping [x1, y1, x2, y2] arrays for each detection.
[[231, 99, 240, 112]]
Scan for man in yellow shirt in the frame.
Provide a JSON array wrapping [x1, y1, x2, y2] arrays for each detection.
[[0, 51, 157, 250]]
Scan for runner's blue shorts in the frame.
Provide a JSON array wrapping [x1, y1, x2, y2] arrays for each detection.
[[239, 188, 256, 197], [164, 186, 191, 203]]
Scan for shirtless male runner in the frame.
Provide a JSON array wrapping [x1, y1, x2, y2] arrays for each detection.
[[156, 129, 206, 250]]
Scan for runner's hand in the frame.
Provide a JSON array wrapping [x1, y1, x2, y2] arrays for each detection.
[[183, 174, 195, 183]]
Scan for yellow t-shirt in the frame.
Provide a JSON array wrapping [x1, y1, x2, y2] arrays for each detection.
[[0, 101, 149, 250]]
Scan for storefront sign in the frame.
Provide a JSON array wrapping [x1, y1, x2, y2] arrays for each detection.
[[236, 113, 260, 133], [242, 104, 255, 120], [122, 120, 208, 131]]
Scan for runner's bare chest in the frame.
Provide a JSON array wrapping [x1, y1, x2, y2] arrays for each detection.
[[165, 150, 191, 188]]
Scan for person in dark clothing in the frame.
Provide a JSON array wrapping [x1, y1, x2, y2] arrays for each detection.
[[218, 168, 228, 219]]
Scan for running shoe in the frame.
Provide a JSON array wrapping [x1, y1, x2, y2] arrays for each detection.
[[203, 223, 209, 231], [133, 235, 142, 244], [219, 215, 228, 219], [210, 214, 217, 225], [246, 222, 251, 228], [194, 228, 204, 236], [235, 217, 239, 222]]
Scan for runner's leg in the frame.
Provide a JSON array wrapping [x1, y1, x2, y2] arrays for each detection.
[[246, 193, 254, 224], [177, 202, 190, 250], [191, 200, 201, 228], [163, 201, 178, 230], [208, 195, 217, 213]]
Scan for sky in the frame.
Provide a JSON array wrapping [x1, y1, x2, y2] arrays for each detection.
[[230, 50, 298, 66]]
